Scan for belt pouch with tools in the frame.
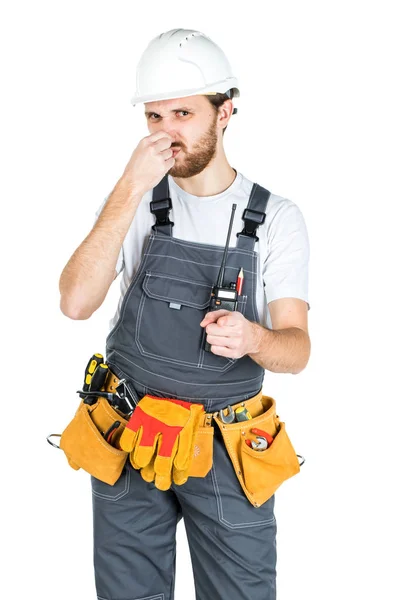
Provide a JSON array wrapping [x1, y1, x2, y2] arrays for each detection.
[[47, 355, 132, 486], [57, 397, 129, 485], [212, 390, 304, 508]]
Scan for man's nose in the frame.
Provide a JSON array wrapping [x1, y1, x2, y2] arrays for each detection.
[[158, 121, 178, 138]]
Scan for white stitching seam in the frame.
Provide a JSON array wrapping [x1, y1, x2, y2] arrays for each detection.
[[98, 595, 164, 600], [106, 361, 258, 405], [84, 408, 128, 457], [112, 349, 264, 400], [143, 273, 210, 309], [211, 463, 276, 528], [135, 284, 229, 370], [106, 234, 156, 346], [110, 348, 263, 391], [145, 270, 213, 287], [92, 467, 130, 501], [151, 232, 255, 255], [135, 287, 248, 372], [143, 252, 258, 275]]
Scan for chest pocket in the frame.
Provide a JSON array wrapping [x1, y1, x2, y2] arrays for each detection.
[[136, 271, 247, 372]]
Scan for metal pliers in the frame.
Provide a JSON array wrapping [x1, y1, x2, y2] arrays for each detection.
[[246, 427, 274, 451]]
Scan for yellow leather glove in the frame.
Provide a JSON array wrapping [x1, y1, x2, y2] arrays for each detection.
[[119, 395, 205, 491]]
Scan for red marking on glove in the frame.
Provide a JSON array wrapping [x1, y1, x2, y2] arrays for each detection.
[[125, 405, 184, 457]]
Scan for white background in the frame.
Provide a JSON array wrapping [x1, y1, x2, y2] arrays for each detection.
[[1, 1, 399, 598]]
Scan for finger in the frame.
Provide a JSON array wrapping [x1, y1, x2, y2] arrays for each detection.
[[206, 321, 239, 336], [173, 468, 189, 486], [205, 319, 241, 337], [129, 451, 141, 470], [216, 314, 236, 327], [206, 335, 235, 348], [132, 430, 159, 468], [153, 443, 176, 491], [145, 130, 173, 144], [154, 469, 172, 491], [209, 344, 232, 357], [119, 425, 139, 452], [200, 309, 230, 326], [173, 405, 203, 471], [140, 457, 156, 482], [154, 137, 173, 153]]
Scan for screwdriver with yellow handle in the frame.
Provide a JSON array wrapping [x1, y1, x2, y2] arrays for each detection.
[[75, 352, 118, 405], [90, 363, 109, 392], [79, 353, 103, 399], [234, 406, 252, 422], [83, 363, 109, 406]]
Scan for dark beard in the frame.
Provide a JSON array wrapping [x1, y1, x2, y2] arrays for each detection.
[[168, 114, 218, 178]]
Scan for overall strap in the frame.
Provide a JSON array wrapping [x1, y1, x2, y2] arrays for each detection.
[[236, 183, 271, 251], [150, 174, 174, 236], [150, 175, 271, 247]]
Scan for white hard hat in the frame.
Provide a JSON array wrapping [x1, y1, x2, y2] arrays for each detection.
[[131, 29, 240, 107]]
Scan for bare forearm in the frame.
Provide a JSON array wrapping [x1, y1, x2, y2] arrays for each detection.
[[248, 323, 311, 374], [59, 177, 142, 319]]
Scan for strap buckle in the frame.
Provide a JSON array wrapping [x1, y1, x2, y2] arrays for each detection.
[[236, 208, 266, 242], [150, 197, 174, 231]]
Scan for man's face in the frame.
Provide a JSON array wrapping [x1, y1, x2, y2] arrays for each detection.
[[144, 95, 219, 178]]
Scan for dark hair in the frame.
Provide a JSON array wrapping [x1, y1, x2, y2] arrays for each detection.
[[204, 89, 234, 136]]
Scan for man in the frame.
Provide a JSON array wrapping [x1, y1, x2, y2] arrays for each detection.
[[59, 28, 310, 600]]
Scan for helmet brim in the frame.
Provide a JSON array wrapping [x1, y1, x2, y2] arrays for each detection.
[[131, 80, 240, 106]]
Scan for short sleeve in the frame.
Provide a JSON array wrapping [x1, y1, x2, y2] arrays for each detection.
[[93, 194, 124, 276], [263, 200, 310, 310]]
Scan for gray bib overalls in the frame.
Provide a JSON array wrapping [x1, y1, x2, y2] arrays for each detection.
[[91, 174, 278, 600]]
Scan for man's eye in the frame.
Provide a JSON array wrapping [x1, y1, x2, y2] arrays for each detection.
[[148, 111, 189, 119]]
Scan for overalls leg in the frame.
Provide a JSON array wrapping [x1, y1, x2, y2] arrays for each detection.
[[173, 428, 277, 600], [92, 461, 183, 600]]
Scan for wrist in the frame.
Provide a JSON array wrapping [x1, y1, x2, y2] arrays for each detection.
[[117, 175, 145, 203], [248, 321, 266, 356]]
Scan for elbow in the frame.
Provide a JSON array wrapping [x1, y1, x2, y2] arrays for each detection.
[[291, 354, 311, 375], [291, 335, 311, 374], [291, 364, 307, 375], [59, 295, 93, 320]]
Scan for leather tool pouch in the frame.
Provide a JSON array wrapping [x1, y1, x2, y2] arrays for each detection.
[[55, 397, 129, 486], [213, 394, 302, 507], [187, 424, 214, 478]]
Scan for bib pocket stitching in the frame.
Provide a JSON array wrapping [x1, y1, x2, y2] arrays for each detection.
[[135, 272, 247, 372]]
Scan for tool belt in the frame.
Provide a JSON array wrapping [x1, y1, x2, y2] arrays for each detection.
[[48, 365, 303, 504]]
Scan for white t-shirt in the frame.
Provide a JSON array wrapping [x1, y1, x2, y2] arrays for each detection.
[[94, 170, 310, 332]]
